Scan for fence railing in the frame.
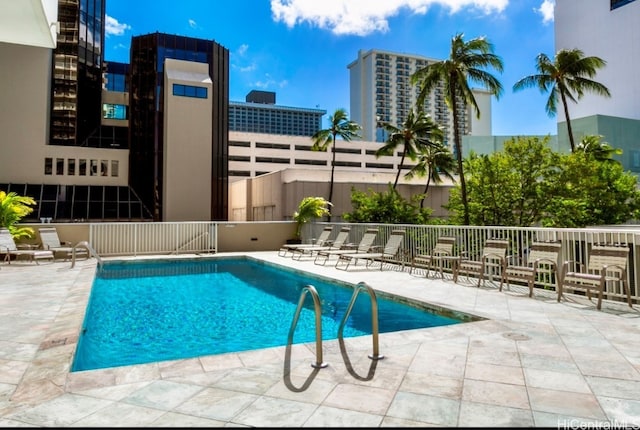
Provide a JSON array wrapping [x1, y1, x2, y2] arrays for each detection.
[[90, 222, 217, 256], [305, 222, 640, 305]]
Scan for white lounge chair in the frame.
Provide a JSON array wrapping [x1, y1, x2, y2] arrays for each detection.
[[39, 227, 89, 261], [278, 226, 333, 257], [314, 228, 378, 266], [290, 227, 351, 260], [0, 228, 54, 264], [335, 230, 406, 271]]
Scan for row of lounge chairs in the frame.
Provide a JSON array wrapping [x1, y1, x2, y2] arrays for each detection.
[[279, 227, 407, 271], [0, 227, 88, 265], [279, 228, 633, 311]]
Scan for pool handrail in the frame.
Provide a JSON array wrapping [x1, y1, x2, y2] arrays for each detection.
[[288, 284, 328, 369], [70, 241, 103, 269], [337, 281, 384, 361]]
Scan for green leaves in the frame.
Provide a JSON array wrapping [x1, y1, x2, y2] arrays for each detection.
[[293, 197, 332, 238], [0, 190, 36, 239]]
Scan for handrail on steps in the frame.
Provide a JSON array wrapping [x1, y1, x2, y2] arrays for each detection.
[[338, 281, 384, 360], [70, 241, 103, 269], [288, 284, 328, 369]]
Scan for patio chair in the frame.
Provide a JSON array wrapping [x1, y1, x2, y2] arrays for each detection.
[[559, 243, 632, 310], [278, 226, 333, 257], [313, 228, 379, 266], [290, 227, 351, 260], [0, 228, 54, 264], [38, 227, 89, 261], [500, 241, 562, 298], [453, 238, 509, 287], [410, 236, 457, 278], [335, 229, 406, 271]]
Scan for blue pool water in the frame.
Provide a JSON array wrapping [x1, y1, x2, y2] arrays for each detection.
[[72, 257, 474, 371]]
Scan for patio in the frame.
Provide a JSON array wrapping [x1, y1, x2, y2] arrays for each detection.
[[0, 252, 639, 427]]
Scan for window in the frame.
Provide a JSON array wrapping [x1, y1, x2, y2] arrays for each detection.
[[79, 159, 87, 176], [103, 103, 127, 120], [68, 159, 76, 176], [611, 0, 636, 9], [172, 84, 208, 99], [111, 160, 119, 177], [101, 160, 108, 176], [44, 158, 53, 175], [56, 158, 64, 175], [90, 160, 98, 176]]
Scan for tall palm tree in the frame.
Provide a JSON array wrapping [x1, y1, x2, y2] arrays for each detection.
[[404, 143, 456, 208], [411, 33, 504, 225], [513, 48, 610, 152], [311, 108, 361, 219], [375, 109, 444, 190]]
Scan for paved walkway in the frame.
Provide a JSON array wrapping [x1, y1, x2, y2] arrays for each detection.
[[0, 252, 639, 427]]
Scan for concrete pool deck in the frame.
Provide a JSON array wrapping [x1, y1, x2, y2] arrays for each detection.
[[1, 251, 639, 427]]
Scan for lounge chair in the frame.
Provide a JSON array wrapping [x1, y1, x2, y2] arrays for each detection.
[[335, 229, 406, 271], [0, 228, 54, 264], [290, 227, 351, 260], [453, 238, 509, 287], [39, 227, 89, 261], [410, 236, 457, 278], [500, 241, 562, 298], [559, 243, 632, 310], [278, 226, 333, 257], [313, 228, 379, 266]]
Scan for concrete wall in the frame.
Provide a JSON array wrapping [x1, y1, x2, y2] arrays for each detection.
[[163, 59, 213, 221], [555, 0, 640, 122]]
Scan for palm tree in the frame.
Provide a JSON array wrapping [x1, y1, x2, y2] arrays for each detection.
[[404, 143, 456, 208], [576, 134, 622, 163], [375, 109, 444, 190], [292, 196, 332, 240], [513, 48, 611, 152], [311, 108, 361, 219], [411, 33, 504, 225]]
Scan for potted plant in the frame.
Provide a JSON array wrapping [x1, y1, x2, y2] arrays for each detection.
[[289, 196, 332, 244]]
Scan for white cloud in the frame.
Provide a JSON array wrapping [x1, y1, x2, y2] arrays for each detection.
[[188, 19, 197, 28], [270, 0, 509, 36], [536, 0, 554, 24], [237, 44, 249, 56], [105, 15, 131, 37], [254, 74, 288, 89]]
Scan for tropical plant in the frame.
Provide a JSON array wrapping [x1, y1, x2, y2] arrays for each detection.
[[404, 142, 456, 208], [292, 196, 332, 240], [411, 33, 504, 225], [0, 190, 36, 239], [513, 48, 611, 152], [576, 134, 622, 163], [311, 108, 361, 220], [342, 184, 432, 224], [375, 108, 444, 190], [445, 136, 557, 226]]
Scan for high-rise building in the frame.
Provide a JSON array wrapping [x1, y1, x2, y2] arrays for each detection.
[[229, 91, 325, 136], [50, 0, 106, 147], [554, 0, 640, 173], [129, 33, 230, 221], [348, 49, 492, 145]]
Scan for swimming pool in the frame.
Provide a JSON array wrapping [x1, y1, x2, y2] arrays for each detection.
[[72, 257, 477, 372]]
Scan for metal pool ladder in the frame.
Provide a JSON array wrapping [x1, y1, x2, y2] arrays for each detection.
[[289, 285, 328, 368], [338, 281, 384, 360], [70, 241, 103, 269]]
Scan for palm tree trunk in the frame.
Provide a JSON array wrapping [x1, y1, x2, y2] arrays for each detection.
[[327, 133, 337, 222], [421, 174, 432, 209], [394, 149, 407, 190], [451, 85, 470, 225], [560, 90, 575, 152]]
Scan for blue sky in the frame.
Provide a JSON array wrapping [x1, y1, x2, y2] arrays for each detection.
[[104, 0, 557, 136]]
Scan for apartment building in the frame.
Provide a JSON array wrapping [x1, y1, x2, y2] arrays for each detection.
[[348, 49, 492, 145], [229, 90, 325, 136]]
